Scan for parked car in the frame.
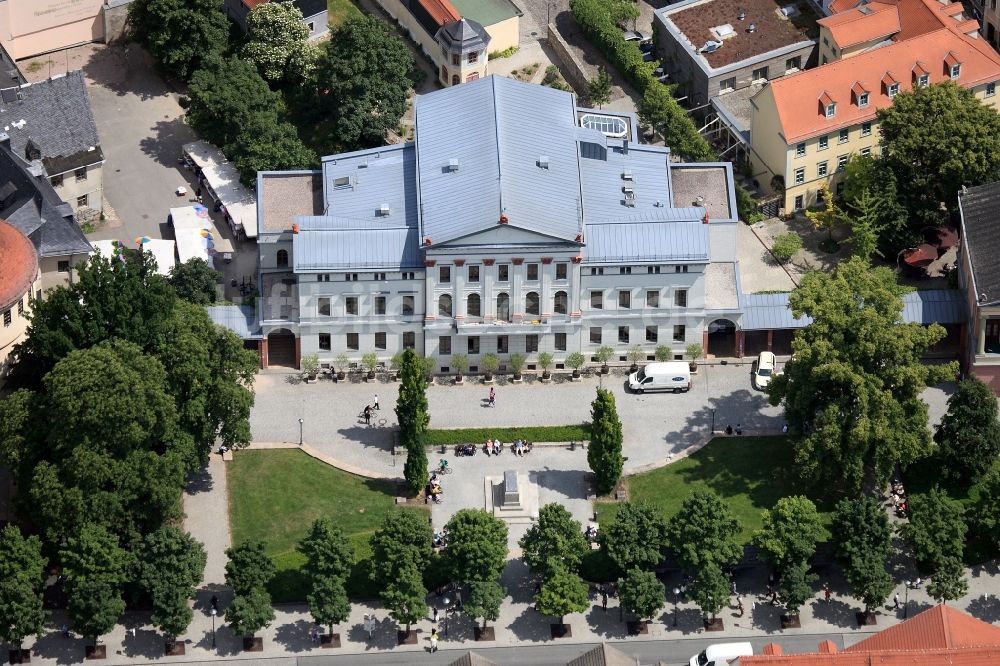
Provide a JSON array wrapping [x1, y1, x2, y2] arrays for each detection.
[[639, 40, 654, 52], [628, 361, 692, 394], [642, 51, 657, 62], [690, 642, 754, 666], [623, 30, 651, 41], [753, 351, 776, 390]]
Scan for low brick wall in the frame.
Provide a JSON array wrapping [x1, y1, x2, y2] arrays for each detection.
[[545, 22, 588, 95]]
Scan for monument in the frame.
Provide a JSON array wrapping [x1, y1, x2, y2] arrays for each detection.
[[484, 469, 537, 525], [501, 470, 520, 510]]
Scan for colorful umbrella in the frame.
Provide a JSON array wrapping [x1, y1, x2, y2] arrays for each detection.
[[134, 236, 152, 246], [198, 229, 213, 238]]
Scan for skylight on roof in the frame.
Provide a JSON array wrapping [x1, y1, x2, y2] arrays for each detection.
[[580, 114, 628, 138]]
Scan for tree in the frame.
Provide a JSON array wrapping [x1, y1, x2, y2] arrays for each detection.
[[666, 491, 742, 573], [150, 587, 193, 649], [230, 118, 317, 187], [637, 83, 716, 162], [691, 564, 730, 621], [369, 510, 434, 588], [60, 524, 129, 590], [66, 579, 126, 645], [226, 588, 275, 638], [0, 526, 46, 655], [0, 526, 45, 588], [617, 568, 665, 623], [771, 233, 802, 264], [927, 556, 967, 604], [971, 467, 1000, 552], [225, 541, 276, 597], [587, 68, 613, 108], [466, 581, 504, 630], [0, 390, 37, 475], [902, 487, 966, 573], [519, 503, 589, 578], [308, 576, 351, 636], [137, 527, 206, 645], [841, 154, 910, 257], [396, 349, 430, 495], [298, 518, 354, 581], [934, 377, 1000, 485], [779, 561, 816, 617], [588, 388, 624, 495], [599, 503, 668, 572], [382, 561, 427, 634], [315, 17, 414, 148], [768, 258, 954, 493], [845, 551, 894, 613], [167, 258, 219, 305], [129, 0, 228, 78], [878, 82, 1000, 222], [242, 1, 318, 85], [443, 509, 508, 585], [751, 496, 824, 574], [804, 185, 844, 245], [536, 566, 589, 624], [831, 499, 893, 612]]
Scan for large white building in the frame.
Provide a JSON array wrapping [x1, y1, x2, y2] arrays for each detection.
[[253, 76, 742, 371]]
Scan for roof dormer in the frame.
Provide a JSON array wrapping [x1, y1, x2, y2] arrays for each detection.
[[944, 51, 962, 79], [912, 61, 930, 87], [851, 81, 870, 108], [819, 91, 837, 118], [882, 71, 900, 98]]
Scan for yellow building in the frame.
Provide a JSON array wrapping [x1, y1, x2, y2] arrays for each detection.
[[750, 0, 1000, 212], [0, 219, 39, 380]]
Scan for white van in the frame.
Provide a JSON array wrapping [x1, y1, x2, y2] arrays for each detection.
[[690, 642, 754, 666], [628, 361, 691, 394]]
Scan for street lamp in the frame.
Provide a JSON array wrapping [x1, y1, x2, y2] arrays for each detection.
[[903, 581, 909, 619], [210, 608, 217, 648], [298, 418, 304, 446], [711, 409, 716, 434], [672, 587, 680, 627]]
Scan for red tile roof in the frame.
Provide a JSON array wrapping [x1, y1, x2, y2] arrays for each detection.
[[418, 0, 462, 26], [818, 2, 900, 47], [764, 0, 1000, 143], [847, 604, 1000, 652], [0, 219, 38, 311], [243, 0, 268, 8]]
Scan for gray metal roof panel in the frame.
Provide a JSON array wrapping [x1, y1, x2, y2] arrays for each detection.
[[322, 144, 417, 228], [415, 76, 583, 245], [207, 305, 263, 339], [585, 221, 709, 263], [293, 227, 421, 271], [579, 144, 680, 220]]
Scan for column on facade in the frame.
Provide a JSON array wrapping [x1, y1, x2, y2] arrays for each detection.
[[483, 259, 496, 319], [454, 259, 466, 319], [979, 315, 988, 355], [540, 258, 554, 317], [424, 260, 437, 320], [511, 259, 524, 321], [570, 261, 582, 316]]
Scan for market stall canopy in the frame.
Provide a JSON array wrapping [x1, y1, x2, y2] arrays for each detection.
[[182, 140, 258, 239]]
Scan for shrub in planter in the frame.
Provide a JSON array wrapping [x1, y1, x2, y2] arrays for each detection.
[[626, 345, 644, 372], [451, 354, 468, 382], [566, 351, 585, 378], [482, 353, 500, 381], [301, 353, 320, 381], [509, 353, 526, 380], [685, 343, 703, 371], [390, 352, 404, 380], [362, 352, 379, 380], [538, 352, 554, 379], [772, 232, 803, 264], [335, 353, 348, 380], [654, 345, 672, 362], [421, 355, 436, 383], [595, 345, 614, 374]]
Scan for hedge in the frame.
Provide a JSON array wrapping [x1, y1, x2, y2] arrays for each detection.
[[425, 424, 591, 445]]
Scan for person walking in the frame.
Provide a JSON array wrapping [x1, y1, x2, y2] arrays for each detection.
[[893, 592, 900, 609], [737, 597, 744, 617], [823, 583, 832, 603], [429, 628, 439, 653], [364, 614, 374, 642], [433, 606, 439, 623], [602, 588, 608, 611], [364, 405, 371, 426], [374, 394, 380, 410], [488, 386, 496, 407]]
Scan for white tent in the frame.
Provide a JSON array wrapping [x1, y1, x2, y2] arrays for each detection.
[[90, 239, 176, 276], [170, 206, 216, 264], [182, 140, 258, 239]]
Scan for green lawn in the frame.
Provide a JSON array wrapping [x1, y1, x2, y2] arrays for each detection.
[[228, 449, 428, 602], [425, 424, 591, 445], [327, 0, 363, 29], [596, 436, 834, 543]]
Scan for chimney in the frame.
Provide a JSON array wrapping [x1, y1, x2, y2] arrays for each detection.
[[762, 643, 784, 656], [818, 640, 838, 654]]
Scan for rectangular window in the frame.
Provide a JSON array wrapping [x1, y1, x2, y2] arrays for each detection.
[[839, 128, 849, 143], [17, 299, 23, 316], [556, 263, 568, 280], [346, 297, 359, 315], [590, 267, 604, 276], [720, 77, 736, 92], [74, 167, 87, 182], [439, 266, 451, 283], [858, 92, 869, 108], [402, 295, 414, 315], [838, 154, 849, 171], [526, 335, 538, 353], [468, 51, 479, 64], [527, 264, 539, 280], [988, 82, 996, 97], [402, 271, 415, 280], [675, 265, 689, 273], [675, 290, 688, 307], [468, 265, 480, 282], [648, 265, 661, 274], [590, 291, 603, 309], [795, 142, 805, 157], [76, 194, 88, 208], [2, 309, 9, 327], [860, 147, 871, 157], [673, 325, 686, 342], [318, 297, 331, 316], [618, 326, 629, 343], [752, 66, 769, 81], [375, 296, 386, 315], [645, 326, 658, 343], [794, 168, 805, 185], [818, 135, 828, 150], [497, 335, 508, 353], [619, 266, 632, 275], [590, 327, 602, 344], [498, 264, 509, 281], [554, 333, 567, 351], [817, 161, 828, 177], [951, 64, 961, 79], [918, 73, 929, 87], [375, 332, 387, 350], [347, 333, 359, 350], [825, 103, 836, 119], [468, 336, 480, 354], [794, 194, 804, 210], [646, 290, 659, 308], [888, 82, 900, 97], [58, 260, 70, 272], [861, 122, 872, 137], [618, 290, 631, 309], [403, 332, 415, 349], [440, 336, 451, 354], [50, 174, 63, 187], [319, 333, 331, 350], [452, 53, 460, 66], [785, 56, 801, 72], [345, 273, 358, 281]]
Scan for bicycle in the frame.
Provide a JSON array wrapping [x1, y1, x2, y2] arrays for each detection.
[[436, 463, 453, 475]]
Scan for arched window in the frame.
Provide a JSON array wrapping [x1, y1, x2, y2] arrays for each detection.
[[525, 291, 540, 316], [497, 292, 510, 321], [554, 291, 568, 315], [467, 293, 481, 317], [276, 249, 288, 267], [451, 75, 460, 85], [439, 294, 453, 317], [466, 72, 480, 82]]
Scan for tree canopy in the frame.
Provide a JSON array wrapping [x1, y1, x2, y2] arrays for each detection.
[[617, 568, 665, 622], [444, 509, 508, 585], [137, 527, 206, 641], [588, 388, 625, 494], [226, 587, 275, 637], [167, 258, 220, 305], [902, 487, 966, 573], [466, 581, 504, 630], [225, 541, 276, 597], [396, 349, 430, 494], [751, 496, 824, 574], [242, 1, 318, 85], [934, 377, 1000, 485], [382, 561, 427, 632], [369, 510, 434, 589], [308, 576, 351, 635], [666, 491, 742, 572], [519, 503, 589, 578], [831, 498, 893, 611], [841, 155, 910, 259], [129, 0, 228, 78], [299, 518, 354, 582], [600, 503, 668, 572], [927, 556, 967, 604], [972, 467, 1000, 553], [0, 526, 47, 651], [536, 566, 589, 623], [587, 68, 613, 108], [768, 258, 954, 493]]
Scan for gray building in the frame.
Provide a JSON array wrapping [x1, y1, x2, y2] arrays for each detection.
[[253, 76, 743, 370], [226, 0, 330, 40]]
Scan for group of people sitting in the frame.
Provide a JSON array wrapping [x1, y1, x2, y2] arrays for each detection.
[[433, 529, 448, 548], [584, 524, 599, 542], [480, 438, 533, 456], [890, 477, 908, 517], [427, 470, 444, 503]]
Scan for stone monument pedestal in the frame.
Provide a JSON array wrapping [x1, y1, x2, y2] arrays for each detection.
[[484, 470, 538, 524]]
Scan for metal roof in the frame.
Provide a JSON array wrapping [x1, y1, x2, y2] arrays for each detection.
[[292, 226, 421, 271], [207, 305, 263, 339], [741, 289, 966, 331], [414, 76, 583, 245], [586, 221, 709, 263], [579, 143, 679, 219], [322, 144, 417, 229]]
